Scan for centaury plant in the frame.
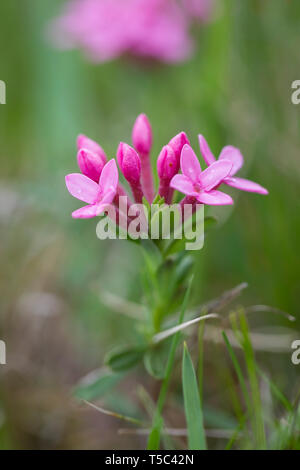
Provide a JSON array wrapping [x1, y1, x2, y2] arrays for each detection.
[[63, 113, 300, 450]]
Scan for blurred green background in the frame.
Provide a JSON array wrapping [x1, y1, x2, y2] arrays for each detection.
[[0, 0, 299, 449]]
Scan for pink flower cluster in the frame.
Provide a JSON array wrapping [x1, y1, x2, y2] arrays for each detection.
[[65, 114, 268, 219], [50, 0, 213, 63]]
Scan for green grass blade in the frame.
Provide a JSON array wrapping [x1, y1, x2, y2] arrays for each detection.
[[239, 312, 266, 449], [257, 367, 293, 413], [182, 342, 206, 450], [222, 331, 252, 414], [225, 414, 247, 450], [197, 320, 205, 402]]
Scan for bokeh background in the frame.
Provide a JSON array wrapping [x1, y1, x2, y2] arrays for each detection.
[[0, 0, 299, 449]]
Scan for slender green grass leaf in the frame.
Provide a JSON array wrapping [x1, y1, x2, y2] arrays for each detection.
[[225, 414, 248, 450], [182, 342, 206, 450], [222, 331, 252, 413], [239, 312, 266, 449], [257, 367, 293, 413], [197, 320, 205, 402]]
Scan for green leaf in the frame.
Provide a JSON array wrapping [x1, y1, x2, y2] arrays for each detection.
[[105, 345, 145, 372], [73, 368, 123, 401], [182, 343, 207, 450], [152, 194, 165, 206], [144, 339, 171, 379]]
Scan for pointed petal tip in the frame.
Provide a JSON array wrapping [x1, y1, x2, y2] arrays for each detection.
[[198, 134, 216, 166], [225, 177, 269, 195]]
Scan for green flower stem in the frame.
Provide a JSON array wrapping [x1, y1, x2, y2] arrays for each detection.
[[147, 276, 194, 450]]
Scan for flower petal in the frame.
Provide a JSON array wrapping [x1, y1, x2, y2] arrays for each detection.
[[198, 160, 232, 191], [72, 201, 113, 219], [100, 188, 116, 205], [72, 204, 100, 219], [180, 144, 201, 182], [198, 135, 216, 166], [219, 146, 243, 176], [99, 159, 119, 194], [65, 173, 99, 203], [196, 190, 233, 206], [225, 177, 268, 195], [170, 174, 198, 196]]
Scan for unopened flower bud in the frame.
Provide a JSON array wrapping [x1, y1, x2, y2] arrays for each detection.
[[157, 145, 177, 180], [77, 148, 105, 183], [117, 142, 141, 185], [77, 134, 107, 164], [132, 114, 152, 156], [168, 131, 190, 172]]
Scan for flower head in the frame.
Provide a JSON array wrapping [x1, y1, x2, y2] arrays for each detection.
[[65, 159, 118, 218], [170, 144, 234, 205], [65, 115, 268, 222], [198, 135, 269, 195]]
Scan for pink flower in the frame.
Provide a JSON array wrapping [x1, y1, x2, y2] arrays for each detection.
[[50, 0, 195, 63], [198, 135, 269, 195], [132, 114, 154, 202], [65, 159, 119, 218], [117, 142, 141, 184], [132, 113, 152, 156], [117, 142, 144, 203], [157, 145, 178, 203], [168, 131, 190, 174], [170, 144, 234, 205], [77, 134, 107, 165]]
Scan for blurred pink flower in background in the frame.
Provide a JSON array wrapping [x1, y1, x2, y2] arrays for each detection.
[[183, 0, 214, 21], [49, 0, 213, 63]]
